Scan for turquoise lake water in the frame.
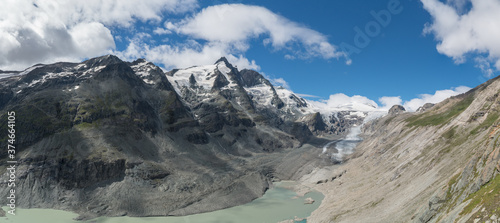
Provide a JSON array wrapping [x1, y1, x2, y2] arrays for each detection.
[[1, 181, 323, 223]]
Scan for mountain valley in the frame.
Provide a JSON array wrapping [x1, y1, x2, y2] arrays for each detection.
[[0, 55, 498, 222]]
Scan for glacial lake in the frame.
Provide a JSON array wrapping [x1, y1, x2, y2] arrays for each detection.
[[1, 181, 323, 223]]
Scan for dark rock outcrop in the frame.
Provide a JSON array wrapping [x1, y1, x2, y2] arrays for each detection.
[[388, 105, 406, 115], [301, 112, 327, 133]]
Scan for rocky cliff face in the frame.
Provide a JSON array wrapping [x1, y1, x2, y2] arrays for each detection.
[[0, 55, 367, 219], [306, 76, 500, 223]]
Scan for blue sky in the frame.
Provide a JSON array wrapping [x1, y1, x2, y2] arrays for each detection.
[[205, 0, 482, 100], [1, 0, 499, 110]]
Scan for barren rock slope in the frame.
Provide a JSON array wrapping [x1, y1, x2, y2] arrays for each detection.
[[307, 76, 500, 223]]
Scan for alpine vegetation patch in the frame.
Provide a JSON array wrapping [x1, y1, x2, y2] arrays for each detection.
[[340, 0, 403, 60]]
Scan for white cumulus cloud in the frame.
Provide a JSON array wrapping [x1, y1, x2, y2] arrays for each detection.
[[269, 77, 291, 89], [115, 35, 260, 70], [1, 1, 347, 72], [422, 0, 500, 76], [165, 4, 346, 60], [403, 86, 471, 111], [379, 96, 403, 111], [69, 22, 115, 58], [308, 93, 379, 112], [304, 86, 471, 114], [0, 0, 198, 70], [117, 3, 347, 70]]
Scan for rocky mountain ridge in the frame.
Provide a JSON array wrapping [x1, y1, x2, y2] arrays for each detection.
[[164, 56, 371, 137], [0, 55, 373, 219]]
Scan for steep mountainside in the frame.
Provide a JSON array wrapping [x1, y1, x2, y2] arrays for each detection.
[[0, 55, 374, 219], [305, 76, 500, 222]]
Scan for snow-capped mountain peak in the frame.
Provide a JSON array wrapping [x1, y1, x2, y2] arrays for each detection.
[[161, 57, 381, 136], [1, 55, 381, 137]]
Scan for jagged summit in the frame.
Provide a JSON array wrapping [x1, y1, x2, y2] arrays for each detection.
[[214, 56, 233, 68], [84, 54, 123, 67], [131, 58, 147, 65]]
